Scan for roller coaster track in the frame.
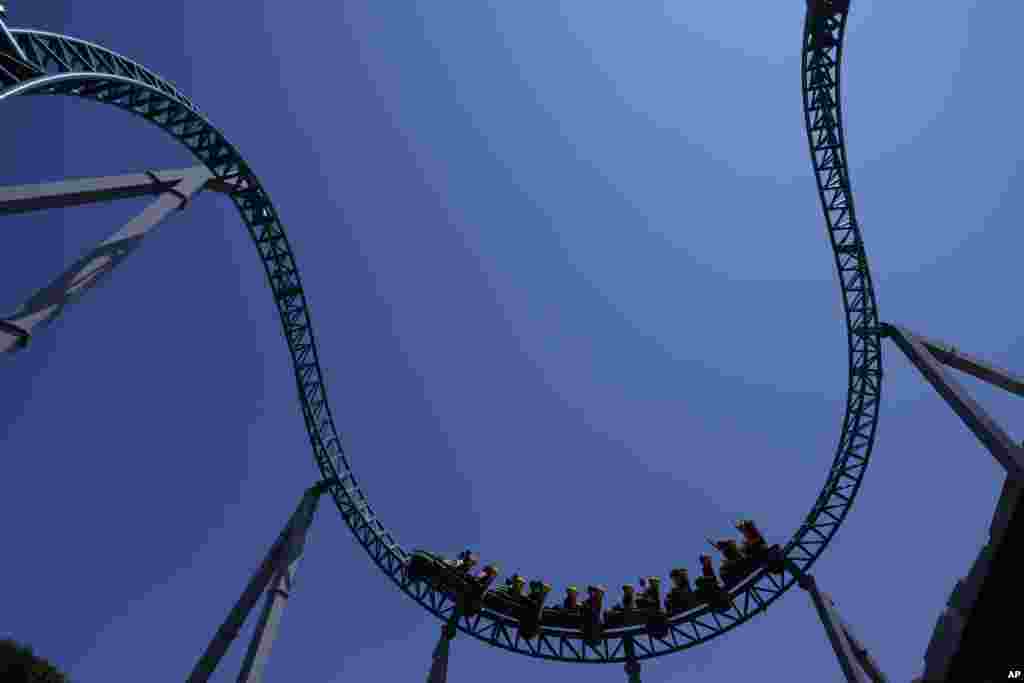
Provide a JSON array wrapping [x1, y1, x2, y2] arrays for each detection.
[[0, 0, 882, 665]]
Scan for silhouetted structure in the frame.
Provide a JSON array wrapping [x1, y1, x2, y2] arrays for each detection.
[[0, 638, 70, 683]]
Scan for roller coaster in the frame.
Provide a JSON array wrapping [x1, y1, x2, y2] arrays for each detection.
[[2, 1, 1020, 681]]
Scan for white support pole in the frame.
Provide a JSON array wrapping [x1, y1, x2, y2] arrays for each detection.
[[797, 573, 870, 683], [0, 167, 240, 216], [0, 166, 214, 353], [187, 480, 334, 683], [823, 592, 888, 683], [235, 489, 321, 683]]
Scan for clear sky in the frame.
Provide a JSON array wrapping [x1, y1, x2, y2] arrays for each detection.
[[2, 2, 1020, 681]]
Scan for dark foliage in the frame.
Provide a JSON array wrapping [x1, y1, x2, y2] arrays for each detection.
[[0, 639, 70, 683]]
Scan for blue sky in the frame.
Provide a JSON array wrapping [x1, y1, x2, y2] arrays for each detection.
[[2, 2, 1021, 681]]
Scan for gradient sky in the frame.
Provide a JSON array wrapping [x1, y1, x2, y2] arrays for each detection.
[[2, 2, 1021, 681]]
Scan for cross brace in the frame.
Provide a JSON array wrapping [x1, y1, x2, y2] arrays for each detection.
[[0, 167, 241, 216], [0, 166, 244, 354]]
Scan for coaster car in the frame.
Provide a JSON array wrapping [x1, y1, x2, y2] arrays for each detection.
[[665, 568, 699, 616], [518, 581, 553, 639], [483, 573, 528, 616], [605, 577, 668, 638], [694, 555, 732, 613], [735, 519, 785, 574], [482, 576, 559, 639], [579, 585, 607, 645], [542, 585, 607, 644], [710, 538, 754, 589], [405, 549, 498, 616], [540, 586, 584, 629]]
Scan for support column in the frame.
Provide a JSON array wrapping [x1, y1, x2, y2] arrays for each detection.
[[0, 166, 219, 353], [235, 484, 323, 683], [186, 479, 336, 683], [882, 323, 1024, 679], [881, 323, 1024, 483], [623, 636, 642, 683], [426, 606, 461, 683], [796, 573, 868, 683], [821, 591, 888, 683]]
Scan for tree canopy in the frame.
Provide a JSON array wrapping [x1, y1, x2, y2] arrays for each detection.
[[0, 638, 70, 683]]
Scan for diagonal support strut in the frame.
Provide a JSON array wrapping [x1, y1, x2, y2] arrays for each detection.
[[881, 323, 1024, 681], [786, 560, 887, 683], [426, 605, 462, 683], [0, 166, 223, 353], [186, 479, 336, 683], [881, 323, 1024, 483]]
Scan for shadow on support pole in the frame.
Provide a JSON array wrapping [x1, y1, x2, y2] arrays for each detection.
[[186, 478, 338, 683]]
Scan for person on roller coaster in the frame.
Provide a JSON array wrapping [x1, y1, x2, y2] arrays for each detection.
[[635, 577, 660, 610], [581, 585, 606, 612], [475, 564, 499, 589], [666, 567, 696, 614], [504, 573, 527, 598], [736, 519, 768, 558]]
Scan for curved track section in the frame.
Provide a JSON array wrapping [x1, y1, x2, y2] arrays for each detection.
[[1, 3, 881, 662]]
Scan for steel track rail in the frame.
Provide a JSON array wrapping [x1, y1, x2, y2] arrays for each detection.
[[1, 2, 881, 662]]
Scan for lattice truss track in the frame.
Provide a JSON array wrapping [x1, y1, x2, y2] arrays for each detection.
[[0, 0, 882, 665]]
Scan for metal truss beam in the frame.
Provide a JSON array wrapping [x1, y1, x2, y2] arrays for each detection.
[[0, 10, 40, 83], [1, 9, 885, 665], [0, 166, 213, 354], [881, 323, 1024, 483], [187, 480, 334, 683]]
